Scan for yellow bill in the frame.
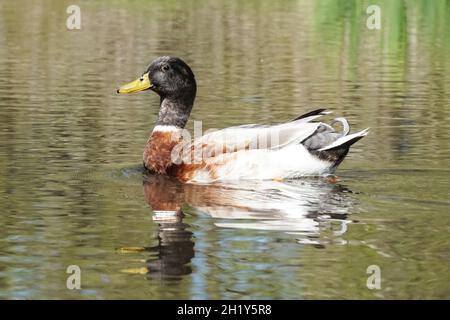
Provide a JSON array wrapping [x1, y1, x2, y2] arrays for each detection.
[[117, 72, 152, 93]]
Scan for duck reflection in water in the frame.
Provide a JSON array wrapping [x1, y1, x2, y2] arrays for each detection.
[[141, 173, 354, 272], [141, 176, 195, 279], [144, 212, 194, 279]]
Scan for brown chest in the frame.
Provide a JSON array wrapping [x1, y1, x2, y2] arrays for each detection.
[[143, 131, 182, 174], [143, 130, 234, 182]]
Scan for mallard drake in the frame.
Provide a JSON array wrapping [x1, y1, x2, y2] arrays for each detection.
[[117, 56, 368, 183]]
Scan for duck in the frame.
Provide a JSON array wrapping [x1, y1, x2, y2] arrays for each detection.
[[117, 56, 368, 183]]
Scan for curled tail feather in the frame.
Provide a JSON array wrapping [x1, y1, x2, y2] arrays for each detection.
[[312, 128, 369, 168]]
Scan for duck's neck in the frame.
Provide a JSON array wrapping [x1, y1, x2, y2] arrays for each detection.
[[155, 97, 193, 129], [144, 96, 194, 173]]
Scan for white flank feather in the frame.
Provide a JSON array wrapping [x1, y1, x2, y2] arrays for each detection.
[[174, 110, 368, 182]]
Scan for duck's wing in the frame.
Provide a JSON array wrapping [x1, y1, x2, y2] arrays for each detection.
[[176, 109, 328, 162]]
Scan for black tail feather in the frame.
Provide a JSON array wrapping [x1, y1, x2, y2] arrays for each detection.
[[312, 135, 365, 167], [291, 108, 327, 122], [322, 134, 365, 151]]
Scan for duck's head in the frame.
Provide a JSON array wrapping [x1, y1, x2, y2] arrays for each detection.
[[117, 56, 197, 128]]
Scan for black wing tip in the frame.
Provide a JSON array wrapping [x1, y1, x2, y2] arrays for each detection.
[[291, 108, 327, 122]]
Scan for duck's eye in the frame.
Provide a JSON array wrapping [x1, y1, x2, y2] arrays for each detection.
[[161, 65, 170, 72]]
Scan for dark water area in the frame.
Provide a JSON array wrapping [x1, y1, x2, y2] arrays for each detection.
[[0, 0, 449, 299]]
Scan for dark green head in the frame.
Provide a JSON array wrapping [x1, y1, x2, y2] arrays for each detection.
[[118, 56, 197, 128]]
